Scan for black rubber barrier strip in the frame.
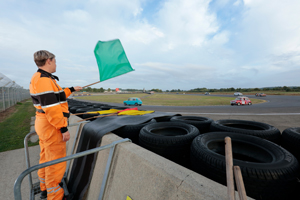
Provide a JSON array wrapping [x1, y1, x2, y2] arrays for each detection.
[[67, 112, 181, 199]]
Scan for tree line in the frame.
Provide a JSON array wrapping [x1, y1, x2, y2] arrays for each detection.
[[71, 86, 300, 93], [188, 86, 300, 93], [82, 87, 107, 92]]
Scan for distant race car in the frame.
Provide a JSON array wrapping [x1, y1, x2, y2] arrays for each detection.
[[234, 92, 243, 96], [255, 93, 267, 97], [205, 92, 210, 95], [124, 97, 143, 106], [230, 96, 252, 106]]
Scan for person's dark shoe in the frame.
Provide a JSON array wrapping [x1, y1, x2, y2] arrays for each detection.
[[40, 190, 47, 199]]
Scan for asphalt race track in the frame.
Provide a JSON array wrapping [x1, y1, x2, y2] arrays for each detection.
[[141, 94, 300, 114], [76, 94, 300, 132]]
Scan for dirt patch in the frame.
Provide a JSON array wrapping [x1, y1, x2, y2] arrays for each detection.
[[0, 105, 18, 123]]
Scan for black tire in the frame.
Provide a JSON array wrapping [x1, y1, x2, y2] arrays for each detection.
[[282, 127, 300, 163], [69, 105, 88, 113], [210, 119, 281, 144], [93, 104, 103, 108], [100, 106, 113, 110], [191, 132, 299, 200], [237, 102, 240, 106], [170, 116, 213, 134], [124, 103, 127, 106], [74, 107, 95, 118], [75, 107, 94, 113], [134, 103, 138, 106], [248, 102, 252, 105], [139, 122, 200, 168], [154, 116, 173, 122], [112, 106, 130, 110], [112, 119, 156, 144], [82, 109, 101, 120]]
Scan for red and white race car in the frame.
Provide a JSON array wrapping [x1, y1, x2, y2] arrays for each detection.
[[255, 93, 267, 97], [230, 96, 252, 106]]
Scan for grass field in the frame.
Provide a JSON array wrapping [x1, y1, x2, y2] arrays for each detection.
[[0, 100, 37, 152], [77, 93, 266, 106], [185, 91, 300, 96]]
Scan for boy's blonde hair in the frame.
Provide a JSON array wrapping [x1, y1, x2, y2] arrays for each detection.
[[33, 50, 55, 67]]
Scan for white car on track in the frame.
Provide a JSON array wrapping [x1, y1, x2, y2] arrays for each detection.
[[234, 92, 243, 96]]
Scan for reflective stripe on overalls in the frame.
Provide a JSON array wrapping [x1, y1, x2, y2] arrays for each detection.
[[47, 184, 62, 195]]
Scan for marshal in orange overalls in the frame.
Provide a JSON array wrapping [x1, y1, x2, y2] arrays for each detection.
[[30, 69, 74, 200]]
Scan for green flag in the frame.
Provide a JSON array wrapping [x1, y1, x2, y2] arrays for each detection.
[[94, 39, 134, 82]]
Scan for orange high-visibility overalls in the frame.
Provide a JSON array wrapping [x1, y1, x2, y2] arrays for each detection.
[[30, 69, 74, 200]]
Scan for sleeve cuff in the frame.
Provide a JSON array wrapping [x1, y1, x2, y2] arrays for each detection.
[[60, 127, 68, 134], [70, 87, 75, 92]]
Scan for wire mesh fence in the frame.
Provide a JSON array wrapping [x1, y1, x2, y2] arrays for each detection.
[[0, 72, 30, 112]]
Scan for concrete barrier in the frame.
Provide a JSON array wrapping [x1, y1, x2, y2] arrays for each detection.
[[85, 134, 252, 200]]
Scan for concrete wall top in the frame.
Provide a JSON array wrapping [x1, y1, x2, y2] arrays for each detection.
[[85, 133, 252, 200]]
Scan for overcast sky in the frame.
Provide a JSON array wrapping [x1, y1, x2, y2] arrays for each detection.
[[0, 0, 300, 91]]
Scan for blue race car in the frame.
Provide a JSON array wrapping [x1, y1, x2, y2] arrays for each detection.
[[123, 97, 142, 106]]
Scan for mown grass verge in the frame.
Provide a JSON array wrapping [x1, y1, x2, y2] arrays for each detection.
[[77, 94, 266, 106], [0, 100, 37, 152]]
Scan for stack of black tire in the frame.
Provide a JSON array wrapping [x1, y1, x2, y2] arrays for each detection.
[[67, 100, 300, 199], [68, 100, 125, 121], [138, 117, 300, 200]]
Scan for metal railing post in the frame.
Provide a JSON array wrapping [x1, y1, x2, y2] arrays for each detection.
[[2, 87, 4, 111], [98, 144, 116, 200], [14, 138, 130, 200], [23, 131, 37, 199], [2, 82, 12, 110], [23, 122, 87, 199], [8, 87, 10, 108], [12, 87, 15, 105]]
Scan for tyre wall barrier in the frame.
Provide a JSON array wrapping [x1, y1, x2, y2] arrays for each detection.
[[282, 127, 300, 164], [67, 100, 299, 199], [170, 116, 213, 134], [139, 122, 200, 169], [67, 115, 251, 200], [111, 119, 156, 145], [209, 119, 282, 145], [191, 132, 299, 200], [67, 100, 298, 164]]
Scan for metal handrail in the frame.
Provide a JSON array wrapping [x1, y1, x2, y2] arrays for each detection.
[[15, 138, 130, 200], [23, 130, 36, 198], [23, 122, 87, 199]]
